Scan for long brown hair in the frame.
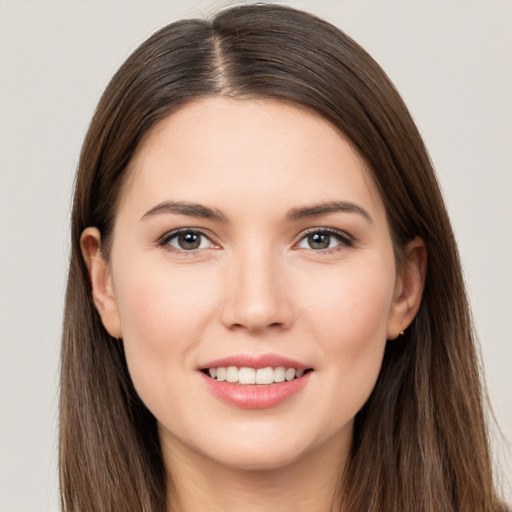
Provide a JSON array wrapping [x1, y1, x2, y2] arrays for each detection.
[[60, 4, 508, 511]]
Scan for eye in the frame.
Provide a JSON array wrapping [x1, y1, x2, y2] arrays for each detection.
[[161, 229, 215, 251], [296, 229, 353, 251]]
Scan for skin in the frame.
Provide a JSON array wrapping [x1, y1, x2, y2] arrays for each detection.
[[82, 97, 426, 512]]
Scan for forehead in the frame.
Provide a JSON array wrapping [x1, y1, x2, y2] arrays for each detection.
[[119, 96, 385, 221]]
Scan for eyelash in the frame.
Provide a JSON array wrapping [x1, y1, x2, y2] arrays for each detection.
[[158, 227, 354, 254], [294, 227, 355, 253], [158, 228, 217, 254]]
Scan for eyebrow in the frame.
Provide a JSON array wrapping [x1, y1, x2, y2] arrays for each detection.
[[140, 201, 229, 223], [285, 201, 373, 224], [140, 200, 373, 224]]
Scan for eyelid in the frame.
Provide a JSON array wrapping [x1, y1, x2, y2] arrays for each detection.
[[293, 227, 355, 251], [156, 226, 354, 253], [158, 227, 220, 252]]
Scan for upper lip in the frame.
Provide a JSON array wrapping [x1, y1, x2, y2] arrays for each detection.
[[199, 353, 310, 370]]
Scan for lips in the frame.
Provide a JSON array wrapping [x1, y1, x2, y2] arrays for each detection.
[[200, 353, 310, 370], [199, 354, 313, 409]]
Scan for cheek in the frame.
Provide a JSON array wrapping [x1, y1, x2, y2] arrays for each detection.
[[297, 258, 395, 345], [116, 258, 217, 334], [295, 259, 395, 404], [112, 259, 218, 399]]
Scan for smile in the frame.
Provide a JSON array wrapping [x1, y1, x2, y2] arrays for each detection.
[[204, 366, 307, 385], [199, 355, 314, 409]]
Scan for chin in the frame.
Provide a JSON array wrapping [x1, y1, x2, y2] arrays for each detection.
[[205, 443, 309, 472], [193, 422, 347, 473]]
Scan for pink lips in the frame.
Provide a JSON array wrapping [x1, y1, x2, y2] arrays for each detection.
[[199, 353, 312, 410], [201, 353, 309, 371]]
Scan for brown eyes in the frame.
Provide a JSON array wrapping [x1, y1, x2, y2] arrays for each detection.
[[174, 232, 206, 250], [162, 230, 215, 251], [298, 232, 340, 250], [160, 228, 353, 253], [296, 229, 354, 251], [310, 232, 332, 250]]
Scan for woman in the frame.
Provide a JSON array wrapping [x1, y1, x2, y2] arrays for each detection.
[[60, 4, 508, 511]]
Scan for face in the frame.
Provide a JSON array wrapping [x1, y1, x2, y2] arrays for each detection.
[[84, 97, 421, 473]]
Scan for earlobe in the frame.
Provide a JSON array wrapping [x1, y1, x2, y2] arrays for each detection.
[[387, 237, 427, 339], [80, 227, 123, 338]]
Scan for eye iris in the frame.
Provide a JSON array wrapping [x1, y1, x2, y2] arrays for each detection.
[[178, 232, 201, 250], [308, 232, 330, 249]]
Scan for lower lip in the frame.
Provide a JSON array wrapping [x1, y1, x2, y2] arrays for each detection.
[[200, 372, 312, 409]]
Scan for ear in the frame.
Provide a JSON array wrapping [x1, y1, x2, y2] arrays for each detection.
[[387, 237, 427, 339], [80, 227, 122, 338]]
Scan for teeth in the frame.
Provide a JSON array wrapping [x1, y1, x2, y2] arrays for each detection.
[[274, 367, 286, 383], [216, 367, 226, 382], [285, 368, 296, 381], [238, 367, 256, 384], [256, 367, 274, 385], [206, 366, 308, 384], [226, 366, 238, 383]]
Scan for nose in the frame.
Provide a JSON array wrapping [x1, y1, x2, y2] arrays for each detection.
[[220, 248, 293, 334]]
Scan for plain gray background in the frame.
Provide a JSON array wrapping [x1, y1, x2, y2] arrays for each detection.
[[1, 1, 510, 510]]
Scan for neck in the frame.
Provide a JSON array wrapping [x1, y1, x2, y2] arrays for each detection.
[[162, 431, 350, 512]]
